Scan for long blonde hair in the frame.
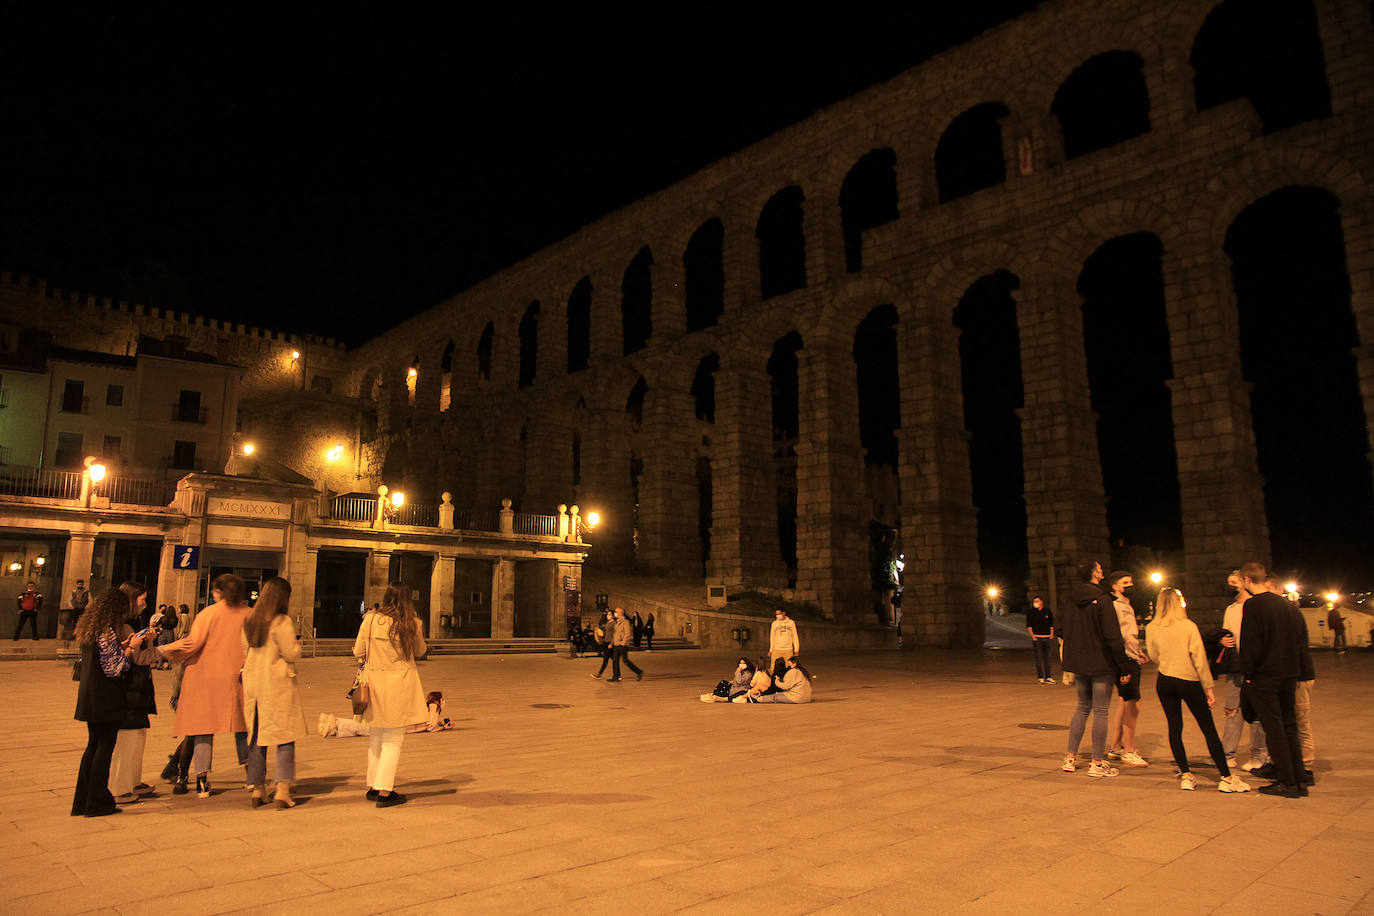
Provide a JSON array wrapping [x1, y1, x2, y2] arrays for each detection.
[[1152, 587, 1188, 628]]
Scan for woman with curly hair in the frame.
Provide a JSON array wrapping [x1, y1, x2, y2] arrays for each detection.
[[353, 581, 427, 807], [72, 588, 154, 817]]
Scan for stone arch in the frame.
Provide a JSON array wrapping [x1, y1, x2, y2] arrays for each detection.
[[1050, 51, 1152, 159], [1044, 198, 1188, 275], [809, 275, 911, 349], [934, 101, 1012, 203], [757, 185, 808, 300], [683, 218, 726, 332], [839, 147, 900, 273], [919, 239, 1035, 308], [621, 245, 653, 355], [566, 275, 592, 373]]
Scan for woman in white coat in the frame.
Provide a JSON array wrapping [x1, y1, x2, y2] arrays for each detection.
[[354, 581, 427, 808], [241, 577, 306, 809]]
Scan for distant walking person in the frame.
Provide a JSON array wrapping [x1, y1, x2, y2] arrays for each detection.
[[158, 573, 252, 799], [14, 581, 42, 640], [644, 613, 655, 651], [242, 577, 305, 809], [608, 607, 643, 682], [1327, 603, 1346, 654], [769, 609, 800, 666], [1026, 595, 1056, 684], [354, 582, 428, 807], [1058, 559, 1130, 778], [1146, 588, 1250, 793], [632, 610, 645, 648], [72, 588, 152, 817], [1104, 572, 1149, 768], [1238, 562, 1314, 798], [590, 609, 615, 679]]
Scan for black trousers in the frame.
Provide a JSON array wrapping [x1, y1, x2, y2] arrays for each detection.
[[595, 644, 612, 675], [1155, 674, 1230, 776], [1032, 638, 1054, 678], [13, 610, 38, 640], [612, 646, 642, 679], [1245, 679, 1302, 786], [72, 721, 120, 815]]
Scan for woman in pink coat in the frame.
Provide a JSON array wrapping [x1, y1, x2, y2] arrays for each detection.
[[158, 573, 251, 798]]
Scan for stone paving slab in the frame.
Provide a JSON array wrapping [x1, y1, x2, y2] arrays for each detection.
[[2, 647, 1371, 915]]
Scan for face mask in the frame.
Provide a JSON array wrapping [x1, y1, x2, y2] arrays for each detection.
[[738, 663, 747, 670]]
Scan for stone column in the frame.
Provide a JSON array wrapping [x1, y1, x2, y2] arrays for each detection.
[[299, 545, 320, 636], [710, 349, 786, 590], [1016, 270, 1110, 602], [794, 337, 870, 619], [806, 188, 844, 289], [430, 554, 456, 640], [655, 250, 687, 341], [490, 558, 515, 638], [522, 414, 573, 513], [589, 269, 620, 362], [154, 538, 180, 610], [896, 315, 983, 648], [365, 548, 393, 611], [1314, 0, 1374, 115], [60, 533, 96, 640], [637, 381, 701, 577]]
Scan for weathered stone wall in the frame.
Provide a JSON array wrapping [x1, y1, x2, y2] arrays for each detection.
[[331, 0, 1374, 646]]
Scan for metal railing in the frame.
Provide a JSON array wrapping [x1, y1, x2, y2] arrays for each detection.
[[454, 508, 498, 531], [514, 513, 560, 537], [329, 495, 377, 522], [103, 476, 175, 507], [171, 404, 208, 423], [393, 502, 439, 527], [0, 467, 83, 499]]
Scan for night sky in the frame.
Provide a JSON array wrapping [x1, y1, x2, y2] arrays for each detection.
[[0, 4, 1039, 345]]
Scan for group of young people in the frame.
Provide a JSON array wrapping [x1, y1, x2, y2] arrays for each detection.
[[1053, 558, 1315, 797], [698, 654, 813, 704], [71, 573, 433, 817]]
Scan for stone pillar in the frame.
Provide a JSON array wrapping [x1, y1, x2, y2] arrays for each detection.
[[655, 250, 687, 341], [499, 498, 514, 535], [794, 337, 870, 619], [589, 269, 620, 362], [430, 554, 456, 640], [60, 533, 96, 640], [154, 538, 180, 611], [522, 415, 573, 513], [1017, 271, 1110, 602], [365, 549, 393, 611], [299, 545, 320, 636], [438, 492, 455, 530], [578, 406, 635, 570], [896, 315, 984, 648], [637, 381, 700, 577], [807, 189, 844, 288], [490, 558, 515, 638], [1314, 0, 1374, 115], [710, 349, 786, 590]]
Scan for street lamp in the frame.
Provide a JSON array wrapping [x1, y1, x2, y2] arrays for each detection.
[[391, 491, 405, 509], [87, 462, 106, 484], [1324, 591, 1339, 604], [1149, 571, 1163, 585], [242, 443, 256, 456], [326, 444, 344, 461], [585, 511, 600, 529], [986, 586, 999, 599]]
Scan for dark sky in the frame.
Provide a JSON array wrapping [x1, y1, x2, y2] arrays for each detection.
[[0, 3, 1040, 346]]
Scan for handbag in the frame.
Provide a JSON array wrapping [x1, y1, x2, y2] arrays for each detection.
[[348, 615, 374, 713]]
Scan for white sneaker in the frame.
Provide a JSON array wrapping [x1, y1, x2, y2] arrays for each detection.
[[1241, 759, 1268, 772], [698, 694, 714, 703], [1105, 748, 1121, 760], [1045, 677, 1057, 684], [1087, 762, 1119, 778], [1179, 772, 1196, 790], [1060, 754, 1076, 773], [1118, 751, 1150, 768], [1225, 756, 1238, 769], [1037, 678, 1046, 684], [1219, 774, 1251, 793]]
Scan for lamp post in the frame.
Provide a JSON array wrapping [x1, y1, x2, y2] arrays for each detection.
[[81, 456, 107, 508]]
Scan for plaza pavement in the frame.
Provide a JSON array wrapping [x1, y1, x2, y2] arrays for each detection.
[[2, 646, 1371, 915]]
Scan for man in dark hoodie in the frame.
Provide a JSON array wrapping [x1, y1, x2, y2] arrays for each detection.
[[1239, 562, 1314, 798], [1058, 559, 1132, 778]]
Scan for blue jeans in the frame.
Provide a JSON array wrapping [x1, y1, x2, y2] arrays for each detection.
[[190, 732, 249, 777], [1067, 675, 1112, 760]]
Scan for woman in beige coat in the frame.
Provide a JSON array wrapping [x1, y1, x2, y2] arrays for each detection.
[[353, 581, 427, 808], [241, 577, 305, 808], [158, 573, 251, 799]]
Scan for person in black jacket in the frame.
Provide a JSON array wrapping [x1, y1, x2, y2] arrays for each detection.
[[1238, 562, 1315, 798], [72, 589, 154, 817], [1058, 559, 1132, 778], [109, 581, 158, 803]]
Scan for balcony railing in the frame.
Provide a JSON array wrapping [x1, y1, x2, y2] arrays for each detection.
[[103, 476, 176, 507], [514, 513, 560, 537], [453, 508, 497, 532], [0, 467, 82, 499], [393, 502, 438, 528], [171, 404, 208, 423], [329, 495, 376, 522]]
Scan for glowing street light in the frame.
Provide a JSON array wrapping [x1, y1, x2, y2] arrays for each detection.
[[585, 510, 601, 529], [33, 556, 45, 568], [1285, 581, 1298, 594], [326, 444, 344, 461], [87, 462, 107, 483], [291, 350, 301, 360], [1149, 571, 1163, 585], [986, 586, 999, 599], [242, 443, 256, 456], [407, 367, 418, 379], [1325, 591, 1340, 604], [7, 562, 20, 573], [390, 491, 405, 509]]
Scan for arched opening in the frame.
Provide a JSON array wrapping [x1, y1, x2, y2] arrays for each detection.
[[840, 148, 899, 272], [690, 353, 719, 422], [1226, 187, 1374, 583], [406, 355, 418, 406], [439, 340, 455, 411], [768, 331, 803, 588], [476, 322, 494, 382], [757, 186, 807, 300], [567, 277, 592, 373], [684, 219, 725, 332], [518, 301, 540, 388], [1191, 0, 1331, 132], [935, 102, 1010, 203], [696, 456, 712, 578], [625, 377, 648, 431], [1078, 233, 1183, 566], [954, 271, 1029, 596], [1051, 51, 1151, 159], [854, 306, 901, 606], [622, 247, 653, 355]]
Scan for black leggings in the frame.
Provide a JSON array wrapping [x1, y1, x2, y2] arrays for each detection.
[[1156, 674, 1230, 777]]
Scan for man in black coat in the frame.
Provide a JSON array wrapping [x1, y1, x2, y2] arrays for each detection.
[[1239, 562, 1315, 798]]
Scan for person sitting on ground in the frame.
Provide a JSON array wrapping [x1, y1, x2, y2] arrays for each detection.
[[320, 691, 455, 738], [755, 656, 788, 698], [700, 658, 755, 703], [735, 656, 812, 704]]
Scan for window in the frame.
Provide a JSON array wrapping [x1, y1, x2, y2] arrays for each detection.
[[102, 435, 122, 459], [174, 390, 203, 423], [171, 440, 197, 470], [55, 432, 83, 468], [106, 384, 124, 407], [61, 380, 84, 413]]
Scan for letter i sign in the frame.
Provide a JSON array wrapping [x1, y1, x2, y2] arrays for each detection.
[[174, 546, 200, 570]]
